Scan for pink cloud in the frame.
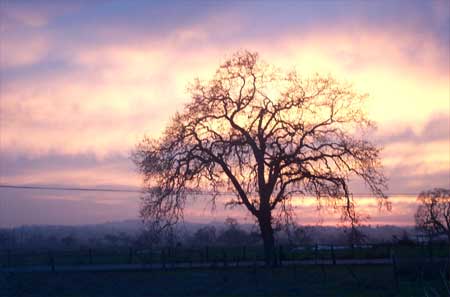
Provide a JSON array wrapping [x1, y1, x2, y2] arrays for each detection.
[[0, 4, 448, 226], [0, 34, 50, 68]]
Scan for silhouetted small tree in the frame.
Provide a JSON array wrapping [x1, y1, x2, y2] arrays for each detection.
[[344, 225, 368, 245], [284, 224, 313, 245], [191, 226, 216, 246], [134, 231, 155, 248], [0, 229, 15, 249], [104, 234, 119, 246], [293, 226, 314, 245], [217, 218, 250, 246], [61, 235, 77, 248], [397, 230, 414, 246], [415, 188, 450, 242], [133, 51, 388, 265], [117, 232, 132, 246]]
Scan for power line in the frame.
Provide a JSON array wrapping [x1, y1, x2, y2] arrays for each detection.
[[0, 184, 419, 196], [0, 184, 229, 196], [0, 184, 141, 193]]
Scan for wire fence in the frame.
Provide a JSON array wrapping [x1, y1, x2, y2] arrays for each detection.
[[1, 242, 448, 269], [1, 242, 449, 295]]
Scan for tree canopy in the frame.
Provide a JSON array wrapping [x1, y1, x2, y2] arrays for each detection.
[[133, 51, 388, 264], [415, 188, 450, 241]]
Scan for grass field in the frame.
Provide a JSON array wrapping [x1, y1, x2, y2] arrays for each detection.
[[1, 265, 448, 297], [2, 243, 448, 267], [1, 244, 448, 296]]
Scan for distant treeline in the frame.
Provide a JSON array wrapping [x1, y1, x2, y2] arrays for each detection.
[[0, 218, 429, 251]]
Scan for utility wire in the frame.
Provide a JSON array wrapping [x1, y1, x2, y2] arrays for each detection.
[[0, 184, 140, 193], [0, 184, 230, 196], [0, 184, 419, 196]]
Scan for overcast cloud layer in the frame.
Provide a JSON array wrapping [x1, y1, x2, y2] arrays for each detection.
[[0, 0, 449, 227]]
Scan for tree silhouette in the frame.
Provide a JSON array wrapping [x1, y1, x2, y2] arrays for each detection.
[[191, 225, 216, 246], [217, 217, 251, 246], [133, 51, 388, 265], [415, 188, 450, 242]]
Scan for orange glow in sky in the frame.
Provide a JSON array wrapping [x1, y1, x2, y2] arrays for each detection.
[[0, 1, 448, 227]]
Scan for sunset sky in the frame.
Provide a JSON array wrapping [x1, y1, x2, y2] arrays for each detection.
[[0, 0, 449, 227]]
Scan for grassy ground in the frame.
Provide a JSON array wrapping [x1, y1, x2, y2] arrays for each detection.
[[1, 265, 448, 297], [2, 244, 448, 267]]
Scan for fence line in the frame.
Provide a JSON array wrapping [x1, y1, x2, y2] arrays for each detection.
[[1, 242, 448, 270]]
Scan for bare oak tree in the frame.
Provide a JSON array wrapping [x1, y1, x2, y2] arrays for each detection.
[[415, 188, 450, 242], [133, 51, 388, 265]]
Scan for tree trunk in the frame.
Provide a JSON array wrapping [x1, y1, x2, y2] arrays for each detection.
[[258, 211, 276, 267], [447, 231, 450, 281]]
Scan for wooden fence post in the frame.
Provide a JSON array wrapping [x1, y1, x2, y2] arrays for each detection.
[[387, 244, 391, 260], [447, 244, 450, 281], [351, 244, 355, 259], [149, 247, 153, 265], [171, 247, 175, 268], [49, 251, 55, 272], [391, 248, 399, 291], [88, 248, 93, 265], [128, 247, 133, 264], [222, 248, 227, 267], [427, 243, 433, 262], [279, 245, 283, 266], [321, 263, 327, 283], [7, 249, 11, 267], [315, 244, 318, 265], [162, 249, 166, 269], [331, 245, 336, 265]]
